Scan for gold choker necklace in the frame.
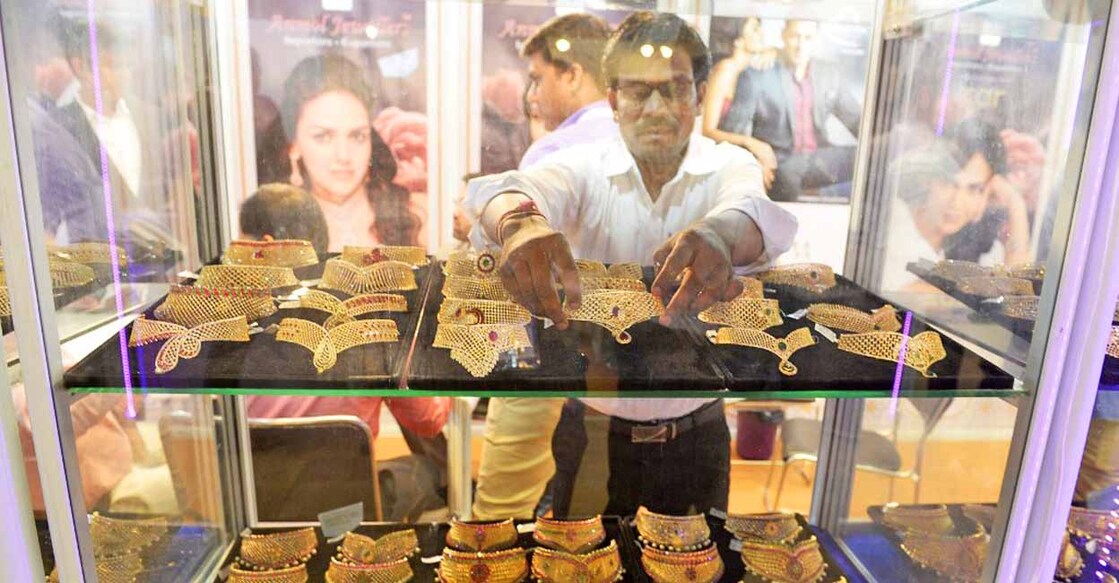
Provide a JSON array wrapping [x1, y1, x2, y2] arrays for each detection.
[[224, 239, 319, 268], [129, 315, 250, 374], [837, 331, 946, 378], [276, 318, 399, 373], [708, 327, 816, 376]]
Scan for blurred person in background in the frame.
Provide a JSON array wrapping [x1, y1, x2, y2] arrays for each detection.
[[702, 16, 776, 141]]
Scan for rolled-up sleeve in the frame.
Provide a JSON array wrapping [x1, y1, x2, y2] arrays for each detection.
[[464, 160, 583, 250], [706, 146, 798, 271]]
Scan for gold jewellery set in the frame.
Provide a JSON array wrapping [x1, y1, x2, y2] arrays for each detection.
[[724, 513, 844, 583], [565, 261, 662, 344], [635, 507, 723, 583], [701, 282, 816, 377], [931, 259, 1045, 285], [757, 264, 837, 293], [223, 239, 319, 268], [434, 298, 534, 377], [877, 504, 988, 582], [1, 242, 127, 314], [439, 518, 527, 583], [531, 516, 623, 583], [326, 529, 420, 583], [228, 527, 318, 583], [1107, 326, 1119, 359]]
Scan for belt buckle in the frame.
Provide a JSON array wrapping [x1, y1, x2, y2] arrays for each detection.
[[631, 422, 676, 443]]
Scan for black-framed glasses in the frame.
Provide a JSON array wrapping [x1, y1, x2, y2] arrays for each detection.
[[615, 78, 696, 104]]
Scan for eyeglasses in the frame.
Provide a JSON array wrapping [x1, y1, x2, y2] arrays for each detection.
[[615, 78, 696, 105]]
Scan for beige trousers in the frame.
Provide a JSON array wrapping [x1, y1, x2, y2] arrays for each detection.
[[472, 397, 564, 520]]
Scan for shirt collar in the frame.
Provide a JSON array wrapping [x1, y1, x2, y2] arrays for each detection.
[[603, 133, 720, 178], [77, 94, 131, 122]]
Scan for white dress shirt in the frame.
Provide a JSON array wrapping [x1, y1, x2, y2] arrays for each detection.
[[79, 97, 142, 198], [466, 133, 798, 421]]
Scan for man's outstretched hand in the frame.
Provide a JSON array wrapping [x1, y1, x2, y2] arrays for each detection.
[[498, 217, 582, 329], [651, 223, 743, 325]]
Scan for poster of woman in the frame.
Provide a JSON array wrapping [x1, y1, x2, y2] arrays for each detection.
[[247, 0, 427, 250]]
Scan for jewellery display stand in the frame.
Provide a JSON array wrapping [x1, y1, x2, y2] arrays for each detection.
[[907, 260, 1037, 342], [63, 258, 433, 391]]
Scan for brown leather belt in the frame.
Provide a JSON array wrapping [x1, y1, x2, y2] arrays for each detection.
[[609, 399, 724, 443]]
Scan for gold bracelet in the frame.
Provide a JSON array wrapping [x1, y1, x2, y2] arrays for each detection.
[[153, 285, 276, 328], [325, 556, 413, 583], [223, 239, 319, 268], [277, 318, 399, 374], [707, 327, 816, 376], [237, 527, 318, 571], [0, 286, 9, 318], [341, 245, 429, 268], [437, 547, 528, 583], [999, 295, 1039, 321], [576, 260, 643, 281], [89, 512, 167, 559], [635, 506, 711, 551], [1107, 326, 1118, 359], [931, 260, 997, 283], [1007, 262, 1045, 281], [724, 512, 803, 543], [1056, 531, 1083, 581], [129, 315, 250, 374], [900, 526, 987, 582], [960, 504, 995, 532], [698, 297, 782, 330], [564, 290, 665, 344], [758, 264, 836, 292], [532, 539, 623, 583], [439, 299, 532, 326], [337, 530, 419, 564], [957, 276, 1034, 298], [837, 330, 946, 378], [197, 265, 299, 289], [739, 536, 827, 583], [640, 545, 723, 583], [444, 250, 502, 278], [533, 515, 606, 554], [47, 257, 96, 288], [446, 518, 519, 552], [880, 504, 954, 535], [435, 322, 533, 377], [320, 259, 418, 295], [581, 277, 648, 293], [229, 564, 309, 583], [49, 242, 128, 269], [443, 274, 511, 301], [806, 304, 901, 333], [298, 290, 408, 329]]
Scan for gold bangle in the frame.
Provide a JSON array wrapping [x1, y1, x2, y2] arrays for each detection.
[[837, 330, 946, 379], [758, 263, 836, 292], [198, 265, 299, 289], [223, 239, 319, 268], [564, 290, 665, 344], [229, 564, 309, 583], [48, 257, 97, 288], [237, 527, 318, 571], [437, 547, 529, 583], [880, 504, 954, 535], [434, 322, 533, 378], [533, 515, 606, 554], [446, 518, 519, 552], [999, 295, 1039, 321], [49, 242, 128, 268], [581, 277, 648, 293], [640, 544, 723, 583], [1056, 531, 1083, 581], [699, 298, 782, 330], [724, 512, 803, 543], [129, 315, 250, 374], [444, 250, 502, 278], [298, 290, 408, 329], [326, 556, 413, 583], [89, 512, 167, 559], [0, 286, 9, 318], [1007, 262, 1045, 281], [707, 327, 816, 377], [899, 526, 987, 582], [153, 285, 276, 328], [443, 274, 511, 301], [635, 506, 711, 551], [341, 245, 429, 268], [739, 536, 827, 583], [532, 539, 623, 583], [277, 318, 399, 374], [320, 259, 418, 295], [337, 530, 419, 564], [931, 260, 997, 283], [957, 276, 1034, 298], [576, 260, 643, 281], [1107, 326, 1118, 359], [806, 304, 901, 333]]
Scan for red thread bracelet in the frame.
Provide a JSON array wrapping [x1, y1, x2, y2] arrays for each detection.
[[496, 200, 546, 245]]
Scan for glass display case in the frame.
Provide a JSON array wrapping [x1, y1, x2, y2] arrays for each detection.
[[0, 0, 1116, 581]]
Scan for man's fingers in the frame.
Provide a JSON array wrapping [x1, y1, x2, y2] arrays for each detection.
[[662, 268, 703, 325], [721, 277, 745, 301], [529, 259, 566, 329], [509, 260, 538, 313], [549, 239, 582, 312], [651, 241, 695, 302]]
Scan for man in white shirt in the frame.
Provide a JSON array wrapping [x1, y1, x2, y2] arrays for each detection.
[[468, 11, 797, 516]]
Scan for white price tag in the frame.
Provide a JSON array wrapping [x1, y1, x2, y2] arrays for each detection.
[[709, 508, 728, 520], [786, 309, 808, 320], [318, 502, 363, 540], [516, 522, 536, 534], [730, 539, 743, 552], [421, 555, 443, 565], [815, 323, 838, 344]]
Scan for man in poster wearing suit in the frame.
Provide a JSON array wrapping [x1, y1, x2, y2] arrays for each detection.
[[718, 19, 862, 202]]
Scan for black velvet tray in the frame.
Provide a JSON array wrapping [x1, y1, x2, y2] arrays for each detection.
[[63, 259, 433, 391], [623, 512, 850, 583], [907, 261, 1037, 342], [214, 517, 632, 582], [403, 266, 725, 392], [691, 274, 1015, 393], [866, 503, 991, 583]]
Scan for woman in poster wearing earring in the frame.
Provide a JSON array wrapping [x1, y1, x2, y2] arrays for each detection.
[[281, 54, 422, 251]]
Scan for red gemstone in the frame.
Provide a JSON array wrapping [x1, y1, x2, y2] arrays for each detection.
[[488, 330, 499, 342], [611, 306, 620, 317], [253, 250, 265, 260], [469, 563, 491, 582], [686, 567, 697, 580]]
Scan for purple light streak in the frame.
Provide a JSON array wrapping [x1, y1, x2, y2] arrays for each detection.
[[85, 5, 135, 418], [935, 10, 962, 137], [888, 311, 914, 418]]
